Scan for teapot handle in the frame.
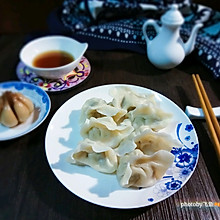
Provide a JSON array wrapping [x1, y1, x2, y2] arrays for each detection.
[[142, 19, 160, 44]]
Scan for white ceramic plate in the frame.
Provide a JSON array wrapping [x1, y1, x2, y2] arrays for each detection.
[[0, 81, 51, 141], [45, 84, 199, 209]]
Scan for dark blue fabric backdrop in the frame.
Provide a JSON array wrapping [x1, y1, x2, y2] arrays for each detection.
[[48, 0, 220, 79]]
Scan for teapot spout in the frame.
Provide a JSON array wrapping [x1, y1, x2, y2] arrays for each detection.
[[184, 23, 203, 56]]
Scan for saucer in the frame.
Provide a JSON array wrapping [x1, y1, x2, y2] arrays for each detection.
[[16, 56, 91, 92]]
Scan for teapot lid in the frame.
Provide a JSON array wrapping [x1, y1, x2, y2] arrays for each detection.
[[161, 4, 184, 25]]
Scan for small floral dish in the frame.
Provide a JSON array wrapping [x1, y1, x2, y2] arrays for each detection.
[[16, 56, 91, 92], [0, 81, 51, 141], [19, 35, 88, 79]]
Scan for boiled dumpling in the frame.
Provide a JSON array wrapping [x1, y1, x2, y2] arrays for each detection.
[[80, 116, 134, 148], [70, 138, 118, 173], [127, 103, 172, 131], [114, 126, 179, 157], [135, 127, 179, 155], [109, 87, 156, 112], [114, 131, 137, 156], [79, 98, 108, 124], [117, 149, 174, 188], [79, 97, 127, 124]]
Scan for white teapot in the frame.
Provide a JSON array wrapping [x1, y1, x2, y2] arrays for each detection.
[[142, 4, 203, 69]]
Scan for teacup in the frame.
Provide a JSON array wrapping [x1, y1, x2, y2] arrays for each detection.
[[19, 35, 88, 79]]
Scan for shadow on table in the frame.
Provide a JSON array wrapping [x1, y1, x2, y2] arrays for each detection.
[[57, 109, 81, 149]]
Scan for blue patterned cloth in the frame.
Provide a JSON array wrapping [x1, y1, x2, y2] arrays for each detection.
[[48, 0, 220, 79]]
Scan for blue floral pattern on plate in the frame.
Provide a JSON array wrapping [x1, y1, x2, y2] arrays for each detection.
[[0, 81, 51, 141], [151, 122, 199, 202]]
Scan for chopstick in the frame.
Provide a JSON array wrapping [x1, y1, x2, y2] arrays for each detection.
[[192, 74, 220, 163]]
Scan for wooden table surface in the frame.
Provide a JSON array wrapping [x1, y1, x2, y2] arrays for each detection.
[[0, 34, 220, 220]]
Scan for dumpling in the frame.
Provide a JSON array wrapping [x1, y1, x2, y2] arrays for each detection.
[[135, 128, 179, 155], [117, 149, 174, 188], [79, 98, 107, 124], [79, 97, 127, 124], [114, 132, 137, 157], [114, 126, 179, 157], [127, 103, 172, 131], [70, 138, 118, 173], [109, 87, 156, 112], [80, 116, 134, 148]]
